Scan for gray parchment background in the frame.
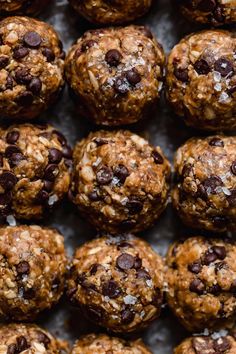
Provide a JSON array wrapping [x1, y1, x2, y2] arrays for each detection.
[[28, 1, 236, 352]]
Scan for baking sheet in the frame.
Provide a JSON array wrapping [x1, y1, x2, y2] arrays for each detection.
[[29, 0, 235, 352]]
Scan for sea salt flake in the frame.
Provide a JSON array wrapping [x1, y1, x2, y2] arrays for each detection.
[[219, 92, 230, 103], [48, 194, 58, 206], [6, 215, 16, 226], [124, 295, 137, 305]]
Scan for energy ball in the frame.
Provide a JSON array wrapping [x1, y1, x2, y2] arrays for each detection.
[[68, 0, 152, 25], [67, 234, 164, 333], [65, 26, 165, 126], [173, 135, 236, 233], [167, 236, 236, 332], [175, 331, 236, 354], [0, 225, 67, 321], [179, 1, 236, 26], [0, 0, 51, 16], [72, 334, 152, 354], [0, 323, 67, 353], [166, 30, 236, 131], [70, 130, 170, 234], [0, 16, 64, 120], [0, 124, 71, 221]]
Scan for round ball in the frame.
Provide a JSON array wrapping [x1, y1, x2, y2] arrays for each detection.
[[69, 0, 152, 25], [180, 1, 236, 26], [0, 124, 72, 221], [173, 135, 236, 233], [70, 130, 170, 234], [65, 26, 165, 126], [0, 323, 66, 353], [175, 332, 236, 354], [0, 225, 67, 321], [0, 16, 64, 120], [67, 234, 164, 333], [166, 30, 236, 131], [72, 334, 151, 354], [167, 236, 236, 332], [0, 0, 51, 16]]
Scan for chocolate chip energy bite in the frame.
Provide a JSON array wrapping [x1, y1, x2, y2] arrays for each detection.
[[179, 1, 236, 26], [0, 16, 64, 120], [166, 30, 236, 131], [0, 323, 67, 353], [72, 334, 152, 354], [68, 0, 152, 25], [0, 0, 51, 16], [174, 331, 236, 354], [67, 234, 164, 333], [173, 135, 236, 232], [0, 124, 71, 221], [167, 236, 236, 332], [70, 130, 170, 234], [65, 26, 165, 126], [0, 225, 67, 321]]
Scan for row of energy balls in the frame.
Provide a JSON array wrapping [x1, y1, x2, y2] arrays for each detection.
[[0, 2, 234, 354]]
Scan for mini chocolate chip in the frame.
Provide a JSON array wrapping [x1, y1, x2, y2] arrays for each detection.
[[0, 55, 8, 69], [61, 145, 72, 159], [105, 49, 122, 67], [117, 241, 133, 249], [81, 40, 97, 51], [16, 261, 30, 275], [189, 279, 205, 294], [116, 253, 135, 270], [0, 191, 11, 205], [114, 164, 129, 184], [48, 148, 62, 164], [90, 263, 99, 275], [42, 48, 55, 62], [6, 130, 19, 144], [209, 137, 224, 147], [213, 6, 224, 22], [213, 337, 231, 352], [192, 337, 214, 354], [120, 219, 136, 231], [44, 164, 59, 181], [114, 75, 129, 94], [16, 91, 34, 107], [15, 68, 32, 84], [215, 261, 227, 273], [23, 31, 42, 48], [194, 59, 211, 75], [203, 249, 218, 265], [5, 145, 21, 158], [212, 246, 226, 260], [7, 344, 17, 354], [197, 0, 216, 12], [0, 172, 17, 190], [52, 130, 67, 146], [126, 68, 141, 86], [214, 58, 234, 77], [102, 280, 121, 298], [13, 46, 29, 59], [96, 166, 113, 185], [212, 216, 227, 228], [44, 180, 54, 192], [208, 283, 221, 295], [136, 269, 151, 279], [6, 75, 13, 90], [231, 161, 236, 175], [16, 336, 29, 352], [141, 26, 153, 39], [188, 261, 202, 274], [37, 331, 51, 347], [152, 150, 164, 164], [126, 197, 143, 214], [203, 176, 223, 194], [22, 287, 35, 300], [36, 190, 49, 203], [228, 85, 236, 96], [121, 308, 135, 324], [86, 305, 103, 322], [174, 67, 188, 82], [134, 256, 142, 269], [93, 137, 108, 146], [227, 189, 236, 207], [28, 77, 42, 95]]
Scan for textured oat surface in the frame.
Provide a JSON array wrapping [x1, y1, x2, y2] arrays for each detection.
[[180, 0, 236, 26], [67, 234, 164, 333], [0, 225, 67, 321], [72, 333, 152, 354], [166, 30, 236, 131], [0, 124, 71, 220], [172, 135, 236, 232], [71, 130, 170, 233], [0, 16, 64, 120], [65, 26, 165, 126], [167, 236, 236, 332], [174, 332, 236, 354], [68, 0, 152, 25], [0, 0, 51, 16]]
